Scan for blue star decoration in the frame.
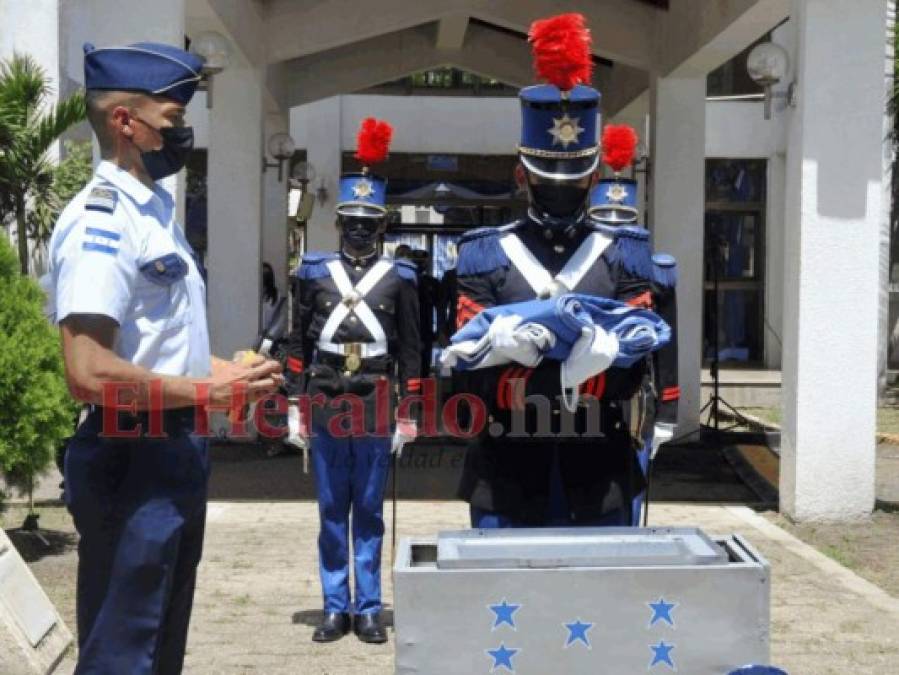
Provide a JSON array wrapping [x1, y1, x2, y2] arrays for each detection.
[[649, 641, 676, 670], [648, 597, 677, 628], [485, 643, 519, 672], [563, 618, 594, 649], [489, 599, 522, 630]]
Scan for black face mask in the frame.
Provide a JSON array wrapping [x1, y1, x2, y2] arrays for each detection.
[[340, 216, 381, 252], [528, 180, 591, 221], [141, 126, 194, 181]]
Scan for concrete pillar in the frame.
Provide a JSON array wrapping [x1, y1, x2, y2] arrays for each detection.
[[649, 74, 706, 437], [765, 152, 786, 370], [303, 97, 342, 252], [780, 0, 888, 521], [207, 61, 264, 357], [262, 111, 290, 300], [879, 1, 896, 396]]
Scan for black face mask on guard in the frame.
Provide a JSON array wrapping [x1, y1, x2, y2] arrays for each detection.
[[340, 216, 382, 252], [140, 125, 195, 181], [528, 180, 592, 221]]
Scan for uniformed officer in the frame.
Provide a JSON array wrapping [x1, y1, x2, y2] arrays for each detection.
[[453, 13, 668, 529], [46, 42, 282, 674], [588, 123, 680, 525], [284, 118, 420, 644]]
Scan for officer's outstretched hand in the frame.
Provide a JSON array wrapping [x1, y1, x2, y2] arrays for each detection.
[[207, 356, 283, 406]]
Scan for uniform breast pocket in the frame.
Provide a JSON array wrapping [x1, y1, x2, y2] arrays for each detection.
[[135, 253, 192, 332], [372, 297, 395, 319]]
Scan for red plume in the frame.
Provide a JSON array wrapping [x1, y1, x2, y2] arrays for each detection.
[[355, 117, 393, 166], [602, 124, 639, 173], [528, 13, 593, 91]]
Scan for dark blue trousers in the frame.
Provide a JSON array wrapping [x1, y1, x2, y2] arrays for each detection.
[[65, 410, 208, 675], [311, 426, 391, 614], [471, 450, 628, 528]]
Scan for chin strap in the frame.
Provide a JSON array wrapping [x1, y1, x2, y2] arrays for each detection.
[[340, 246, 378, 265], [527, 208, 588, 235]]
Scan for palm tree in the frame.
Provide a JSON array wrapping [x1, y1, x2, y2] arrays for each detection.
[[0, 53, 85, 276]]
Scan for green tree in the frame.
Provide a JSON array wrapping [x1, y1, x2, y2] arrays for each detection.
[[28, 139, 94, 247], [0, 234, 76, 512], [0, 52, 86, 275]]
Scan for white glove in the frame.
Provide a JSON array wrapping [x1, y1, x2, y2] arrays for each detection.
[[651, 422, 676, 460], [285, 401, 308, 451], [559, 326, 619, 412], [391, 418, 417, 458], [488, 314, 552, 367]]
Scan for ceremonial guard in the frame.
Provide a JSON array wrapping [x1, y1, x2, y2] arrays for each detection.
[[588, 124, 680, 525], [46, 42, 281, 673], [284, 118, 420, 643], [453, 13, 675, 529]]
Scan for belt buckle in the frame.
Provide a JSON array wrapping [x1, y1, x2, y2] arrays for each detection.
[[344, 343, 362, 373]]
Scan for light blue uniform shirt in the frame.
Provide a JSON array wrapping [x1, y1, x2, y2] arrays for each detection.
[[47, 161, 211, 377]]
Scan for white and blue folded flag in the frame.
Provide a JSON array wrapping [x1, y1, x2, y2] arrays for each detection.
[[441, 294, 670, 410]]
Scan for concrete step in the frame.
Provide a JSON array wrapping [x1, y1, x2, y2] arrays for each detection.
[[701, 368, 781, 408]]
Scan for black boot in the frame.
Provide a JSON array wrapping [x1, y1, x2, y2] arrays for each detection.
[[354, 612, 387, 644], [312, 612, 351, 642]]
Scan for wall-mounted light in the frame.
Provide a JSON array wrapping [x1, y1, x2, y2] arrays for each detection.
[[190, 30, 232, 109], [262, 132, 296, 182], [746, 41, 796, 120]]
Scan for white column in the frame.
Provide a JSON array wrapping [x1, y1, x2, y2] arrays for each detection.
[[879, 2, 896, 395], [207, 61, 264, 358], [781, 0, 887, 521], [303, 97, 342, 252], [765, 152, 786, 370], [262, 111, 290, 300], [649, 74, 706, 437]]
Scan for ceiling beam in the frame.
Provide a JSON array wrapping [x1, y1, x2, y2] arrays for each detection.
[[283, 21, 622, 111], [436, 14, 470, 50], [603, 63, 650, 117], [265, 0, 654, 69], [654, 0, 789, 76]]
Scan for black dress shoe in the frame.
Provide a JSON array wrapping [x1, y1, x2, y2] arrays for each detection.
[[312, 612, 351, 642], [354, 612, 387, 644]]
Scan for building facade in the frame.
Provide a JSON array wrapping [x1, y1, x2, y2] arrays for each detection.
[[1, 0, 892, 522]]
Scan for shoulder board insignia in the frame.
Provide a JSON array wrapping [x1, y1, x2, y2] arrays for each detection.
[[301, 251, 338, 265], [394, 258, 418, 284], [652, 253, 676, 267], [604, 225, 654, 280], [297, 252, 338, 280], [459, 226, 499, 245], [652, 253, 678, 288], [457, 224, 514, 276], [458, 221, 522, 246], [612, 225, 650, 241], [85, 185, 117, 214]]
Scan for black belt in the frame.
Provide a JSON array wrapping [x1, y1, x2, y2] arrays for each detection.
[[314, 352, 393, 374]]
